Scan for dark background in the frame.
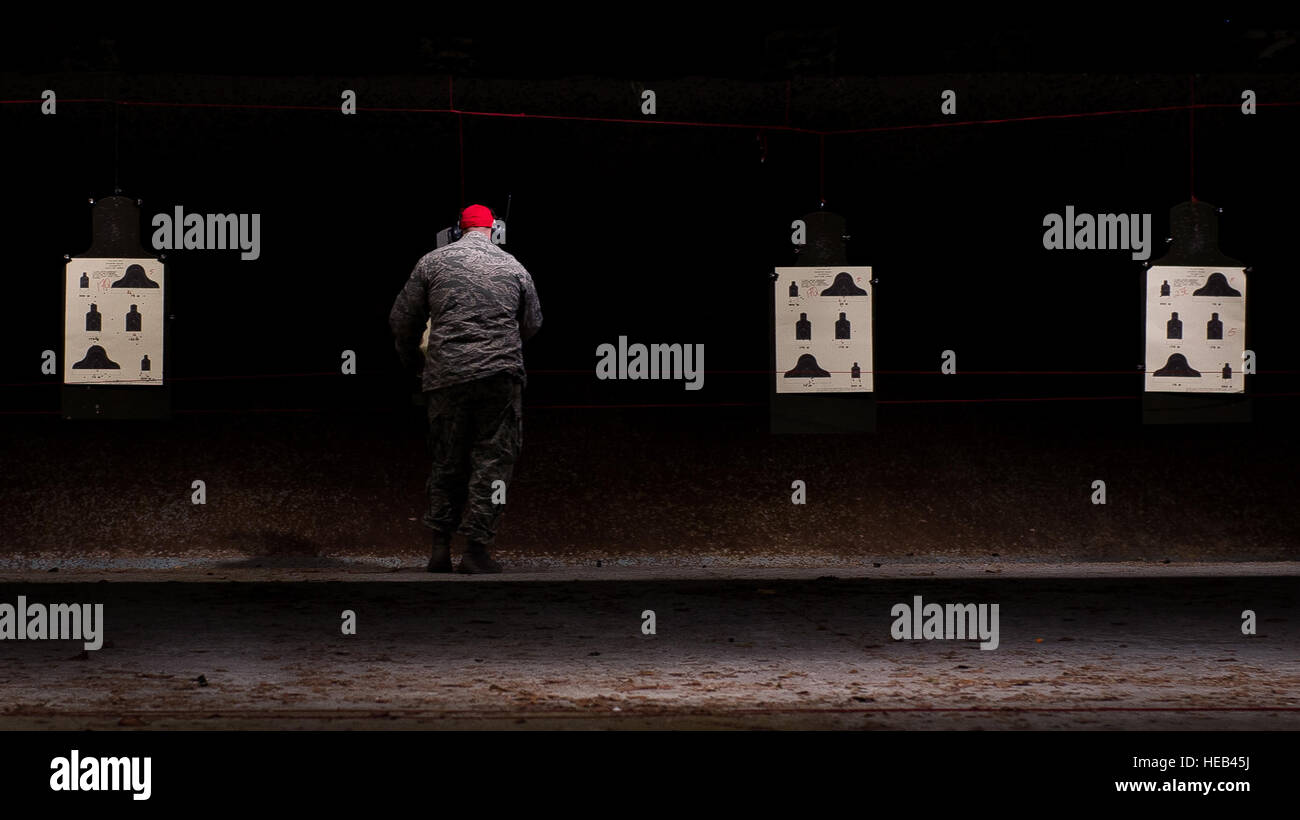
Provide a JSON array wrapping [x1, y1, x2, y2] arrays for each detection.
[[0, 22, 1297, 560], [1, 22, 1297, 416]]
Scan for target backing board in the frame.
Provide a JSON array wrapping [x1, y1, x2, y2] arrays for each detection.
[[775, 266, 872, 394], [1144, 265, 1245, 394], [63, 258, 165, 386]]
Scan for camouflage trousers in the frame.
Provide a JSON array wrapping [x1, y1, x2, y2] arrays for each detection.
[[421, 371, 523, 546]]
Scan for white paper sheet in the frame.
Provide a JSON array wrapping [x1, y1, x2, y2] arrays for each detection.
[[63, 258, 165, 385], [1144, 265, 1245, 394], [774, 266, 873, 394]]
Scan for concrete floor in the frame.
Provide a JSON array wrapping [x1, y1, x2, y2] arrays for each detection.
[[1, 561, 1295, 730]]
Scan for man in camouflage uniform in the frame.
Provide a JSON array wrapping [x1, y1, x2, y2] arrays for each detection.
[[389, 204, 543, 573]]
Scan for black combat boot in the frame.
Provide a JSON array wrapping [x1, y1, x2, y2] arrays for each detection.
[[427, 532, 453, 573], [457, 541, 503, 574]]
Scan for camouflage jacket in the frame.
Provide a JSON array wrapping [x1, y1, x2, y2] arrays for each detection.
[[389, 231, 542, 391]]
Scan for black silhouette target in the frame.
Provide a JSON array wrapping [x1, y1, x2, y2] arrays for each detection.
[[820, 272, 867, 297], [1193, 272, 1241, 298], [784, 354, 831, 378], [72, 345, 121, 370], [111, 264, 160, 288], [1153, 353, 1201, 377]]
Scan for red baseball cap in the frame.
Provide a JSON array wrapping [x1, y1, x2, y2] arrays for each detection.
[[460, 204, 494, 229]]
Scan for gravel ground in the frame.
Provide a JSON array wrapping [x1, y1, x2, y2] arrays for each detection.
[[0, 571, 1294, 730], [3, 410, 1297, 564], [3, 409, 1295, 729]]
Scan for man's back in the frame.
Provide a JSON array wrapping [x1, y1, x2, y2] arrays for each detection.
[[390, 231, 542, 391]]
